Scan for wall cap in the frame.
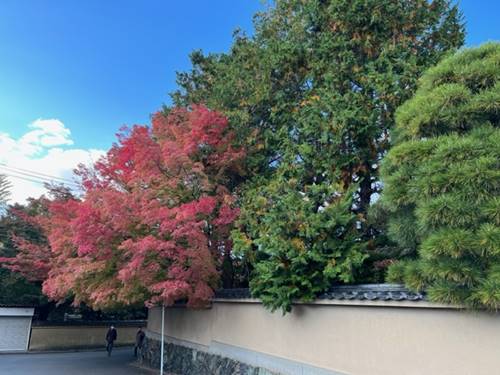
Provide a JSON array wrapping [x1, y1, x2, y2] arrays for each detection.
[[0, 307, 35, 317], [215, 284, 425, 301], [211, 284, 463, 309]]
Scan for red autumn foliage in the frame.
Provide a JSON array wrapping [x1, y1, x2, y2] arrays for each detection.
[[2, 105, 245, 309], [1, 234, 51, 282], [0, 201, 52, 282]]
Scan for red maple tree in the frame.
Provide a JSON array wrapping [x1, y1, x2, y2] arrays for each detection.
[[2, 106, 245, 309]]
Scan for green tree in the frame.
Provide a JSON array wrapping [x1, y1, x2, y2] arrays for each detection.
[[172, 0, 464, 312], [381, 43, 500, 309], [0, 199, 48, 307], [0, 174, 11, 213]]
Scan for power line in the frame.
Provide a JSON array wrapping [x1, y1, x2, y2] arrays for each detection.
[[0, 163, 75, 183], [2, 172, 80, 190], [3, 173, 57, 186], [1, 169, 80, 188], [0, 164, 81, 189], [0, 163, 76, 184]]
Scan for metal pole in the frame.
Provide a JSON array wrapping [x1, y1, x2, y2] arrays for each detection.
[[160, 305, 165, 375]]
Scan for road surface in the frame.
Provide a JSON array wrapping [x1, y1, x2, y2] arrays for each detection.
[[0, 347, 156, 375]]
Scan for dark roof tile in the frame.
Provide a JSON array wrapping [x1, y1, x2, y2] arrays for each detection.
[[214, 284, 426, 302]]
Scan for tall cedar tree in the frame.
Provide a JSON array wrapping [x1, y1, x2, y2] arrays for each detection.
[[1, 106, 245, 310], [382, 43, 500, 309], [172, 0, 464, 312]]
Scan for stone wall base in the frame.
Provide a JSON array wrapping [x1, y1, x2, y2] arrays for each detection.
[[140, 336, 278, 375]]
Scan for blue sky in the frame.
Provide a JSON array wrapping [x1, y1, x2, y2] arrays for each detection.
[[0, 0, 498, 203], [0, 0, 263, 151]]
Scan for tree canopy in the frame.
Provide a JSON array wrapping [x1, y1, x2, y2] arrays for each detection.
[[381, 43, 500, 309], [0, 174, 12, 212], [172, 0, 464, 311], [0, 198, 49, 306], [2, 1, 482, 314], [2, 106, 245, 310]]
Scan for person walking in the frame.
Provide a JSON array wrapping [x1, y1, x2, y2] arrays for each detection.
[[105, 325, 117, 356], [134, 327, 146, 358]]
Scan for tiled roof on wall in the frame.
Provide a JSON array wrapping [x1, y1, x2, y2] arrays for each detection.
[[214, 284, 426, 302], [319, 284, 425, 301]]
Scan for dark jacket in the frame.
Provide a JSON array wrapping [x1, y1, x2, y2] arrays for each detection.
[[136, 330, 145, 347], [106, 328, 117, 343]]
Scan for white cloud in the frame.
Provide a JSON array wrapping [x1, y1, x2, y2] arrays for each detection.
[[21, 119, 74, 150], [0, 119, 105, 204]]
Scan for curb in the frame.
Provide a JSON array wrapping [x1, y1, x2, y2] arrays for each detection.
[[129, 361, 178, 375]]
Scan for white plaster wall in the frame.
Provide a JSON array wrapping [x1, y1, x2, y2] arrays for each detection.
[[0, 317, 32, 351], [148, 301, 500, 375], [29, 325, 140, 350]]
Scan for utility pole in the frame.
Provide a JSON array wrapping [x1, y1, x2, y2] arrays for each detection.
[[160, 305, 165, 375]]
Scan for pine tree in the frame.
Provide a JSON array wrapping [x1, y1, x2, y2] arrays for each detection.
[[381, 43, 500, 309]]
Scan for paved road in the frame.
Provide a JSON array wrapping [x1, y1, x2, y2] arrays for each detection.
[[0, 347, 156, 375]]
